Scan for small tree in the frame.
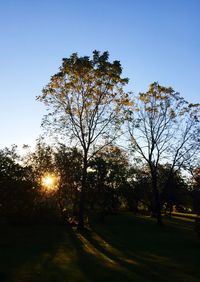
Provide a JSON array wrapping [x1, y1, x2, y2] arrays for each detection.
[[128, 82, 200, 225], [38, 51, 131, 229]]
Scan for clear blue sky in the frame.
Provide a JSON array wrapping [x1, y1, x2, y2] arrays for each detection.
[[0, 0, 199, 148]]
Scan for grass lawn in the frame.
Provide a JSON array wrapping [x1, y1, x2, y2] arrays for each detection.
[[0, 213, 199, 282]]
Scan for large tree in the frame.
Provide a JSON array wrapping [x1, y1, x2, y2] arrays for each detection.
[[128, 82, 200, 224], [38, 51, 131, 228]]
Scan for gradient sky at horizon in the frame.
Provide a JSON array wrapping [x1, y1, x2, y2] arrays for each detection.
[[0, 0, 199, 149]]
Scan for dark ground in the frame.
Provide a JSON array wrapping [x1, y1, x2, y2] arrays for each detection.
[[0, 213, 199, 282]]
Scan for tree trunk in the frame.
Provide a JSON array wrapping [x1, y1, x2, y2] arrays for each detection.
[[156, 204, 162, 225], [77, 156, 87, 230], [169, 201, 173, 218], [151, 170, 162, 225]]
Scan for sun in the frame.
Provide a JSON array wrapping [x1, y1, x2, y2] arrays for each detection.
[[43, 175, 54, 186], [41, 174, 58, 191]]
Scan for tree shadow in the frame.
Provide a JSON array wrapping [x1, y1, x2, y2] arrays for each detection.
[[0, 223, 142, 282], [66, 227, 143, 282], [75, 215, 200, 282], [0, 215, 200, 282], [74, 228, 166, 282]]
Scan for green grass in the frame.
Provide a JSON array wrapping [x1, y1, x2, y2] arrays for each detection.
[[0, 214, 200, 282]]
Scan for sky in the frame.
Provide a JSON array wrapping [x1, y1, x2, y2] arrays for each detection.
[[0, 0, 199, 149]]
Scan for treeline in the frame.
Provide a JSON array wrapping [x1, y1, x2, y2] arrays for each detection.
[[1, 51, 200, 228], [0, 142, 199, 224]]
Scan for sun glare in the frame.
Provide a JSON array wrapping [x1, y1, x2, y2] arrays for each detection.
[[43, 176, 54, 186], [41, 174, 58, 191]]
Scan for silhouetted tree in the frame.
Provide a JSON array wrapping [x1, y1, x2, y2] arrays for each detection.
[[54, 145, 82, 223], [159, 165, 190, 215], [87, 146, 129, 216], [121, 166, 152, 213], [38, 51, 131, 229], [128, 82, 200, 225], [190, 167, 200, 214], [23, 141, 61, 223], [0, 146, 35, 222]]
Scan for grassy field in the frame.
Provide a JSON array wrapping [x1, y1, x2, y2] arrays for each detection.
[[0, 213, 199, 282]]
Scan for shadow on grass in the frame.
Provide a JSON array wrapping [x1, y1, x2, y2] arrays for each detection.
[[0, 215, 200, 282], [76, 214, 200, 282]]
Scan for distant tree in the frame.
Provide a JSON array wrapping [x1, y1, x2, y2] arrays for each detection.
[[23, 141, 61, 222], [190, 167, 200, 214], [122, 166, 153, 213], [190, 167, 200, 189], [38, 51, 131, 229], [159, 165, 190, 215], [87, 146, 129, 216], [24, 140, 54, 181], [128, 82, 200, 225], [54, 145, 82, 222], [0, 146, 35, 222]]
